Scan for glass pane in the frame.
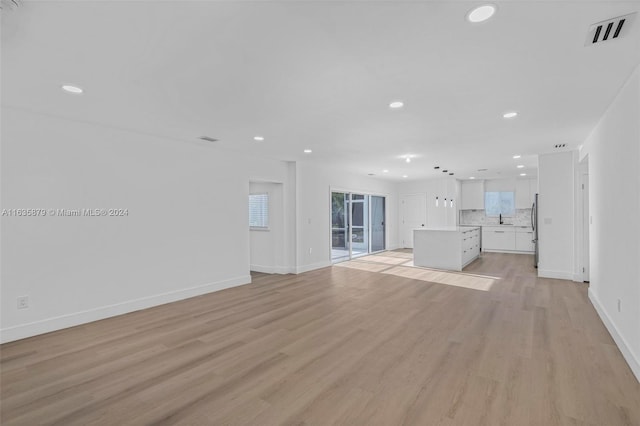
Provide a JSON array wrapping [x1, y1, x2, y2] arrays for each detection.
[[352, 202, 364, 226], [499, 192, 515, 216], [331, 192, 349, 262], [332, 229, 346, 248], [371, 196, 385, 252], [485, 192, 500, 216], [485, 191, 515, 217], [351, 228, 364, 243], [331, 193, 345, 229]]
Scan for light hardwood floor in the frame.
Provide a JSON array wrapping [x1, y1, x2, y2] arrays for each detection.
[[1, 252, 639, 425]]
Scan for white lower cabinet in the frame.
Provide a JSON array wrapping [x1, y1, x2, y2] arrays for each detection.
[[482, 226, 534, 253], [482, 226, 515, 251], [515, 228, 535, 252]]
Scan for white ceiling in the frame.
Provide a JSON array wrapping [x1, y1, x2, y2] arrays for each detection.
[[3, 1, 640, 181]]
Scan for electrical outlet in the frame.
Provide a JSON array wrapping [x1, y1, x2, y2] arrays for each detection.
[[617, 299, 621, 312], [17, 296, 29, 309]]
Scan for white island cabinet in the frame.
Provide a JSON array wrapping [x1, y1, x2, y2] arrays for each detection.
[[413, 226, 480, 271]]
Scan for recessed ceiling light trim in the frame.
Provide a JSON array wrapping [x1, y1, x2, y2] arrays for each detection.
[[61, 84, 83, 94], [517, 165, 524, 169], [303, 149, 312, 154], [503, 111, 518, 119], [253, 136, 264, 141], [467, 4, 497, 23], [389, 101, 404, 109], [513, 155, 521, 159]]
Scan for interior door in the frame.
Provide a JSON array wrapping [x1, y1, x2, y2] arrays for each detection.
[[370, 196, 385, 252], [401, 194, 427, 248]]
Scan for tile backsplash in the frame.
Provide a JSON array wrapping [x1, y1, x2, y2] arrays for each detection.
[[460, 209, 532, 226]]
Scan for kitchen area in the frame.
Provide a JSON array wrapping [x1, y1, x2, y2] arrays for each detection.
[[400, 176, 538, 272]]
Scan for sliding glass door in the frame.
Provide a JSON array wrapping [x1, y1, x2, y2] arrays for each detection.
[[331, 192, 385, 263], [371, 195, 385, 253]]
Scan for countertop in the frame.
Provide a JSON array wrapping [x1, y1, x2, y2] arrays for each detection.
[[460, 224, 531, 228], [414, 226, 480, 232]]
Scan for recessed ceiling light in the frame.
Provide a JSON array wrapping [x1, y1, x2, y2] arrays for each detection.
[[61, 84, 83, 94], [402, 175, 408, 178], [503, 111, 518, 119], [520, 173, 527, 176], [383, 169, 389, 173], [513, 155, 521, 159], [405, 157, 411, 163], [467, 4, 496, 23], [303, 149, 312, 154], [389, 101, 404, 109], [469, 177, 476, 180], [253, 136, 264, 141], [517, 165, 524, 169]]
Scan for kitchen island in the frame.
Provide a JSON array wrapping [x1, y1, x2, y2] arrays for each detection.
[[413, 226, 481, 271]]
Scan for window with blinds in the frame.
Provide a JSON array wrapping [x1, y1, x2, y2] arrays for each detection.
[[249, 193, 269, 229], [485, 191, 515, 217]]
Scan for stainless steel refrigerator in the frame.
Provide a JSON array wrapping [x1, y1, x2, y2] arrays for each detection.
[[532, 193, 539, 268]]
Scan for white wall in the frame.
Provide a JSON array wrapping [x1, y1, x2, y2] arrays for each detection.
[[579, 65, 640, 381], [249, 182, 286, 273], [397, 177, 459, 230], [295, 162, 398, 272], [484, 178, 516, 192], [537, 151, 576, 280], [0, 108, 290, 342]]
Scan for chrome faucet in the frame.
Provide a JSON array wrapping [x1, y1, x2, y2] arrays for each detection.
[[499, 213, 503, 224]]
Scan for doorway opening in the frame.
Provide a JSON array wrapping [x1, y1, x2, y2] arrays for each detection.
[[331, 192, 386, 263]]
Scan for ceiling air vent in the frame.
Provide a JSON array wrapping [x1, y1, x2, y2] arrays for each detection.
[[199, 136, 218, 142], [586, 13, 636, 46], [554, 143, 567, 149]]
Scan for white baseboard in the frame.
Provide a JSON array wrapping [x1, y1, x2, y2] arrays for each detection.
[[296, 261, 332, 274], [0, 275, 252, 344], [589, 289, 640, 382], [250, 264, 293, 274], [537, 269, 574, 280]]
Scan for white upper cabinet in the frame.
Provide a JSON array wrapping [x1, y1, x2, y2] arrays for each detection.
[[515, 178, 537, 209], [515, 179, 531, 209], [461, 180, 485, 210]]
